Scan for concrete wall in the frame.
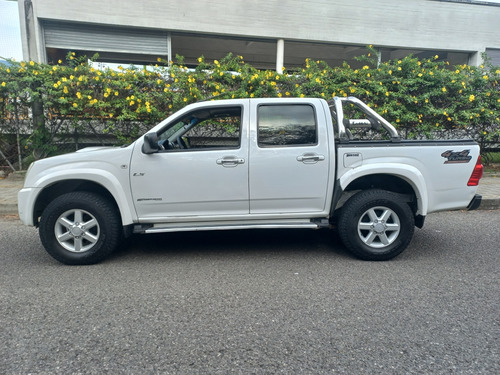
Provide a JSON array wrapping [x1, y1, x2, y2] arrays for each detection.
[[19, 0, 500, 65]]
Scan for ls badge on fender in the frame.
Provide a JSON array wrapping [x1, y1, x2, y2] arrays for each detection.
[[441, 149, 472, 164]]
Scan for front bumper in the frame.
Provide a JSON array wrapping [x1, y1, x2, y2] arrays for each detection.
[[18, 187, 41, 226], [467, 194, 482, 211]]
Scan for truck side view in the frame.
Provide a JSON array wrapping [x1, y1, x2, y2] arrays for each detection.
[[18, 97, 483, 264]]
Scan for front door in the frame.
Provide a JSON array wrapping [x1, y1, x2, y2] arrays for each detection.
[[130, 104, 249, 219]]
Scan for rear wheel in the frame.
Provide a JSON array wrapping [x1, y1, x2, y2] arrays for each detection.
[[338, 189, 415, 261], [39, 192, 121, 265]]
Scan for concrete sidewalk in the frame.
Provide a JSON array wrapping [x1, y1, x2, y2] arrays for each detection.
[[1, 170, 499, 216]]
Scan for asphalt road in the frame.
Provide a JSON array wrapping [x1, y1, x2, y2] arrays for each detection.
[[1, 210, 499, 374]]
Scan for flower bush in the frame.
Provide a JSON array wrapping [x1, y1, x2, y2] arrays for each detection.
[[0, 49, 499, 165]]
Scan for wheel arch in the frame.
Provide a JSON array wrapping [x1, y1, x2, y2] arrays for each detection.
[[335, 166, 429, 217], [32, 179, 132, 227]]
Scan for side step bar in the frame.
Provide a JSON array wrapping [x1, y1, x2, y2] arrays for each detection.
[[133, 220, 330, 234]]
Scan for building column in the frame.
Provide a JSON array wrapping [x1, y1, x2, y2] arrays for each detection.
[[469, 48, 486, 66], [276, 38, 284, 73], [167, 31, 172, 66]]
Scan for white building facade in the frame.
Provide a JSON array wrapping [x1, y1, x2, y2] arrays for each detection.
[[18, 0, 500, 70]]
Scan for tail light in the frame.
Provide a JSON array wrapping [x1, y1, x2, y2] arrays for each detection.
[[467, 155, 483, 186]]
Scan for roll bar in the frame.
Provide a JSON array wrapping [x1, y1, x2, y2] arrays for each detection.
[[328, 97, 400, 142]]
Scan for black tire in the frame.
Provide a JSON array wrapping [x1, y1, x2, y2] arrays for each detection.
[[39, 191, 121, 265], [338, 189, 415, 261]]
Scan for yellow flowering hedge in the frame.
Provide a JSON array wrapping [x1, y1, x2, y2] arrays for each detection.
[[0, 50, 499, 161]]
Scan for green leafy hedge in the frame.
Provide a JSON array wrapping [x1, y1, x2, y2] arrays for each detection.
[[1, 49, 499, 160]]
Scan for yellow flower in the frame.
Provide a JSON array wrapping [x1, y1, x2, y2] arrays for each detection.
[[109, 113, 113, 118], [483, 75, 488, 80], [469, 94, 475, 102], [442, 87, 447, 92], [157, 57, 162, 62], [63, 86, 68, 94], [58, 59, 62, 64], [73, 103, 78, 108], [29, 61, 35, 66], [1, 82, 5, 87]]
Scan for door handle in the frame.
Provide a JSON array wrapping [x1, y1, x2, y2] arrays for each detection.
[[216, 157, 245, 167], [297, 153, 325, 164]]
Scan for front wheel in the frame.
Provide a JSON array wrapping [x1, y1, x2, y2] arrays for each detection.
[[338, 189, 415, 261], [39, 192, 121, 265]]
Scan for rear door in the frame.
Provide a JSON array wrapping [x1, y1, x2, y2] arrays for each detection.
[[249, 99, 331, 214]]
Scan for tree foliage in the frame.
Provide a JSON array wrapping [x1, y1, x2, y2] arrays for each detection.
[[0, 48, 499, 161]]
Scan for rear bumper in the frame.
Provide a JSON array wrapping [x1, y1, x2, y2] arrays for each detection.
[[467, 194, 482, 211]]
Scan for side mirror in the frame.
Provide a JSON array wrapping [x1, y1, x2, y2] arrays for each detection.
[[142, 133, 159, 154]]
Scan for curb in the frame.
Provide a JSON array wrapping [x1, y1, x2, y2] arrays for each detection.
[[0, 204, 19, 216], [0, 199, 498, 218], [479, 198, 500, 211]]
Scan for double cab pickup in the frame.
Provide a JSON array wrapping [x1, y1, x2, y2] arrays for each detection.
[[18, 97, 483, 264]]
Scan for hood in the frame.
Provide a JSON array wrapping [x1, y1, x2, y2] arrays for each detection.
[[76, 146, 120, 153]]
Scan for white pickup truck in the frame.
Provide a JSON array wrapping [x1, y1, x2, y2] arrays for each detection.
[[18, 97, 483, 264]]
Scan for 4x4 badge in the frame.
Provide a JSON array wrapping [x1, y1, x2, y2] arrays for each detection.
[[441, 150, 472, 164]]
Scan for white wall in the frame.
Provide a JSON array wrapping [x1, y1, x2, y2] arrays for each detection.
[[21, 0, 500, 64]]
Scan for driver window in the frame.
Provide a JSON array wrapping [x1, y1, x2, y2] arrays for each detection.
[[158, 106, 242, 151]]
